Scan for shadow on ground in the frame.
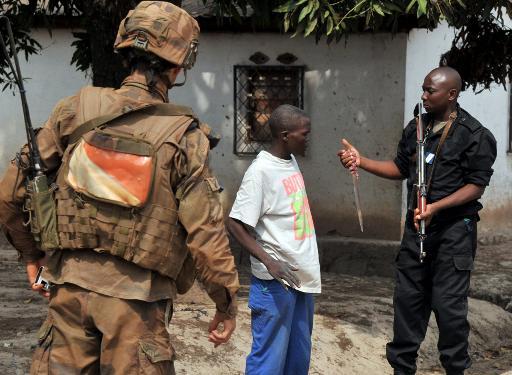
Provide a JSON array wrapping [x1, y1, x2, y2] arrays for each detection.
[[1, 234, 512, 374]]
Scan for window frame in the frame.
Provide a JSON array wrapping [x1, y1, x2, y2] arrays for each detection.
[[233, 64, 305, 156]]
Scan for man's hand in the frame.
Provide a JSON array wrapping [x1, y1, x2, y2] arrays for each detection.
[[414, 204, 438, 231], [227, 218, 300, 289], [337, 139, 360, 176], [265, 258, 300, 290], [26, 258, 50, 299], [208, 312, 236, 348]]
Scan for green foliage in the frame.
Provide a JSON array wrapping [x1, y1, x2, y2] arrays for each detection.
[[1, 0, 512, 91], [272, 0, 457, 43], [273, 0, 512, 91], [202, 0, 278, 29], [441, 8, 512, 91], [0, 0, 44, 90], [1, 0, 155, 89], [70, 32, 91, 73]]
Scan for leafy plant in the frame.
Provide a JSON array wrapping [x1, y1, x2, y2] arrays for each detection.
[[273, 0, 512, 91], [1, 0, 512, 91]]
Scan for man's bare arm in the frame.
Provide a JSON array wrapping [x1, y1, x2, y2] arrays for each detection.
[[227, 218, 300, 289]]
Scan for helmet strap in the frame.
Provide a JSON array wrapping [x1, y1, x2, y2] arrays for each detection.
[[171, 69, 187, 88]]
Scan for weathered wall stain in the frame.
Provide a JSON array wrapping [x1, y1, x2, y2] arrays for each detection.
[[478, 199, 512, 244]]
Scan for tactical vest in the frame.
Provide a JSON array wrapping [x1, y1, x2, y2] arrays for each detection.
[[54, 87, 197, 285]]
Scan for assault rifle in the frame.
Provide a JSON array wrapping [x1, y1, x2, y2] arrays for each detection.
[[414, 102, 427, 263], [0, 16, 59, 250]]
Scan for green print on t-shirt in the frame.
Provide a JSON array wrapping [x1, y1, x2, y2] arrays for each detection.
[[282, 173, 315, 240], [291, 190, 314, 240]]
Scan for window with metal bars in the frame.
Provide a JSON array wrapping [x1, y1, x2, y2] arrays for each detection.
[[233, 65, 305, 155]]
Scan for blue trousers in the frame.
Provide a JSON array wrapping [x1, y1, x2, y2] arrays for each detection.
[[245, 276, 314, 375]]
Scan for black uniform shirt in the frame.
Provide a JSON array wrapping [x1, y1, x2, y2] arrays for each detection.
[[394, 106, 497, 223]]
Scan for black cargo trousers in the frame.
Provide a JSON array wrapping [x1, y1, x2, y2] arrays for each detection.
[[386, 213, 478, 375]]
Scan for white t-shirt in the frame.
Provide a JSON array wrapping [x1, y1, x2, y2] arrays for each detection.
[[229, 151, 321, 294]]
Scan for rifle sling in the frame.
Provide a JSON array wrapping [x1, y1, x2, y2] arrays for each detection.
[[426, 113, 456, 194], [68, 102, 196, 145]]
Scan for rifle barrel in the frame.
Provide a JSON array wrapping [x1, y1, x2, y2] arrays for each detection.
[[416, 102, 427, 262], [0, 16, 42, 174]]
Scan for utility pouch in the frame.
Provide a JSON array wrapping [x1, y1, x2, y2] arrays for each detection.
[[25, 174, 59, 250], [175, 252, 196, 294], [66, 129, 156, 208]]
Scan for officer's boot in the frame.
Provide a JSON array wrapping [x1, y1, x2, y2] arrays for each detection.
[[394, 370, 415, 375]]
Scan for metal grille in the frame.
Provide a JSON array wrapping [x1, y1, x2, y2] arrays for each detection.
[[234, 65, 304, 155]]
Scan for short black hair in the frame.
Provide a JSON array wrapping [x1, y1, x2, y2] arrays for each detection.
[[268, 104, 310, 138], [119, 48, 177, 87]]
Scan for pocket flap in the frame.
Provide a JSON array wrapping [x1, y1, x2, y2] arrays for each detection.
[[139, 340, 174, 363], [37, 319, 53, 347], [67, 139, 155, 208], [453, 255, 474, 271]]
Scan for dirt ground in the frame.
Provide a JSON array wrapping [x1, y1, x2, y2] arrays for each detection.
[[1, 240, 512, 375]]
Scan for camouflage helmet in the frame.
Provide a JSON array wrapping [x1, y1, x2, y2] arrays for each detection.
[[114, 1, 199, 69]]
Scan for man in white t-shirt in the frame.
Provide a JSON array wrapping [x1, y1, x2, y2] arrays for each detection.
[[228, 104, 321, 375]]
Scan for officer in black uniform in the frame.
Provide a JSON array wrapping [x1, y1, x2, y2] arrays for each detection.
[[338, 66, 497, 375]]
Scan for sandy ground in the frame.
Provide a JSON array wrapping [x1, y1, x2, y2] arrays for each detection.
[[1, 240, 512, 374]]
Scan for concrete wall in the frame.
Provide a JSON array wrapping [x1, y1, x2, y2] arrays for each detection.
[[405, 23, 512, 242], [189, 32, 407, 240], [3, 26, 509, 244], [0, 29, 408, 240], [0, 29, 92, 167]]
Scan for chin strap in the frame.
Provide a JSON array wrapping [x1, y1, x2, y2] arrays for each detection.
[[171, 69, 187, 88]]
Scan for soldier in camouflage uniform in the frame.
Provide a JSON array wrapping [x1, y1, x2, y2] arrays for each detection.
[[0, 2, 239, 373]]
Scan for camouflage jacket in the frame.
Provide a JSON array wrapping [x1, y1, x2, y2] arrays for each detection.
[[0, 74, 239, 316]]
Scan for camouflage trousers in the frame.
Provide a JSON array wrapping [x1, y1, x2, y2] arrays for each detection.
[[30, 283, 176, 374]]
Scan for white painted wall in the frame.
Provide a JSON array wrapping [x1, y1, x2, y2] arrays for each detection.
[[3, 26, 509, 241], [405, 23, 512, 240], [186, 32, 407, 240], [0, 29, 408, 240], [0, 29, 91, 165]]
